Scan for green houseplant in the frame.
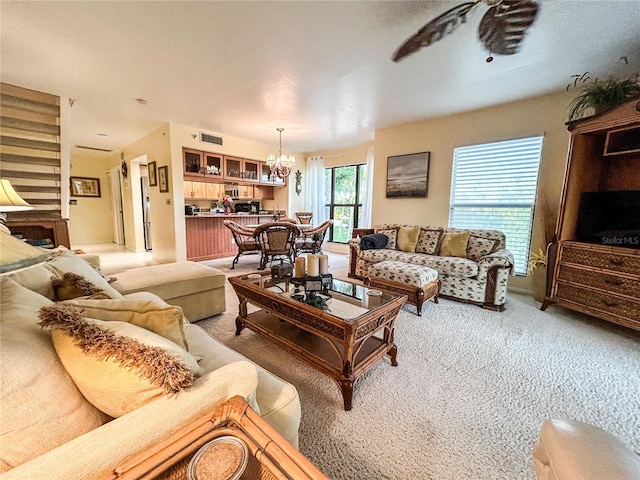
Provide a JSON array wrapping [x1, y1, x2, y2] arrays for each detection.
[[567, 72, 640, 121]]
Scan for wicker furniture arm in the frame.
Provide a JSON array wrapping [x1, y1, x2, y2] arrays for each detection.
[[348, 229, 373, 277], [223, 220, 261, 269], [294, 219, 333, 256]]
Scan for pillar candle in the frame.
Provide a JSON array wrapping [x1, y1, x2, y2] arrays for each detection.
[[295, 257, 306, 278], [318, 255, 329, 275], [307, 254, 319, 276]]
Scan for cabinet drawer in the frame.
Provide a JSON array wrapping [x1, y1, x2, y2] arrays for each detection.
[[556, 283, 640, 320], [560, 246, 640, 276], [557, 265, 640, 300]]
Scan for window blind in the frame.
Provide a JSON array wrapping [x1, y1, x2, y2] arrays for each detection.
[[0, 83, 62, 220], [449, 136, 543, 275]]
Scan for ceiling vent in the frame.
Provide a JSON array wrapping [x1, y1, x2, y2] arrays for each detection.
[[75, 145, 113, 152], [200, 132, 223, 146]]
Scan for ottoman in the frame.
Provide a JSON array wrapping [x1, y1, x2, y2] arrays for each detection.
[[111, 261, 226, 321], [366, 261, 440, 316]]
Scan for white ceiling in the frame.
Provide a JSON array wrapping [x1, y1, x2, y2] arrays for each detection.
[[1, 1, 639, 156]]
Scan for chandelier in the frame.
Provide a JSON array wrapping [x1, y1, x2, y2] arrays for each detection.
[[266, 127, 295, 179]]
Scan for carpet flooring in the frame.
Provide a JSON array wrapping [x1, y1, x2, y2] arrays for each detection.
[[198, 254, 640, 480]]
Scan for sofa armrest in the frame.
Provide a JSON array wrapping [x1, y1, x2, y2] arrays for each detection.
[[477, 248, 514, 275], [2, 361, 259, 480]]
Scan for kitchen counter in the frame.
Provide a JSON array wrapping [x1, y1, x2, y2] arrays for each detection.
[[186, 213, 276, 218]]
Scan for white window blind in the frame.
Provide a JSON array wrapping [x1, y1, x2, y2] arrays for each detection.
[[449, 136, 543, 275]]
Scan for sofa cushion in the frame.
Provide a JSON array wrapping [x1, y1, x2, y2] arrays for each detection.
[[439, 232, 470, 257], [61, 296, 189, 350], [397, 226, 420, 253], [1, 262, 57, 300], [0, 231, 50, 274], [0, 278, 109, 473], [466, 235, 500, 261], [360, 249, 479, 278], [415, 227, 443, 254], [375, 227, 398, 250], [39, 304, 203, 418], [46, 251, 123, 299], [52, 272, 112, 301], [111, 262, 225, 300]]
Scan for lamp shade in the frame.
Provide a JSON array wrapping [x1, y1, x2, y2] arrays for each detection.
[[0, 179, 33, 212]]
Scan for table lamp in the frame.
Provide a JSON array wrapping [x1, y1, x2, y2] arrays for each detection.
[[0, 178, 34, 233]]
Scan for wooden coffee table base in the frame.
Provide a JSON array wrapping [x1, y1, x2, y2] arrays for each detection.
[[230, 273, 407, 411]]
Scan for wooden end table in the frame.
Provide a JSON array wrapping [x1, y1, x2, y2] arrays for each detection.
[[107, 396, 327, 480], [229, 272, 407, 410]]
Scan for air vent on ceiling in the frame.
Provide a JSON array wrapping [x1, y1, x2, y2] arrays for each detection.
[[75, 145, 113, 152], [200, 132, 223, 146]]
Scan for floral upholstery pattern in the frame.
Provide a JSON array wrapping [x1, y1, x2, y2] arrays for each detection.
[[375, 227, 398, 249], [415, 228, 443, 254], [368, 261, 438, 287], [350, 225, 513, 309]]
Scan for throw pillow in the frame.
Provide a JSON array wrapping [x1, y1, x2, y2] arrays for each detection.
[[397, 227, 421, 253], [415, 228, 444, 254], [0, 231, 50, 274], [375, 227, 398, 249], [61, 297, 189, 350], [439, 232, 471, 258], [38, 304, 203, 418], [466, 235, 501, 261], [45, 250, 123, 299], [52, 272, 110, 301]]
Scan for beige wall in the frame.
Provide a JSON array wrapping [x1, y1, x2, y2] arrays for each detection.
[[68, 153, 114, 245], [308, 90, 575, 293]]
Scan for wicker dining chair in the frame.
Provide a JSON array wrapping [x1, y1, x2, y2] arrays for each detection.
[[254, 222, 301, 270], [295, 212, 313, 224], [223, 220, 261, 269], [294, 220, 333, 257]]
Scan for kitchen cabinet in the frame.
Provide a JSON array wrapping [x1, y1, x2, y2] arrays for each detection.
[[224, 156, 259, 182], [184, 181, 224, 200], [183, 148, 224, 180], [260, 162, 286, 186], [206, 183, 224, 200], [254, 185, 275, 200]]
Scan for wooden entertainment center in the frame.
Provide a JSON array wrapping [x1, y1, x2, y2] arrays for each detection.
[[542, 98, 640, 331]]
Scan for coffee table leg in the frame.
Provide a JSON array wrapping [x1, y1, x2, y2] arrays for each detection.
[[235, 297, 248, 335], [338, 379, 354, 411], [388, 343, 398, 366]]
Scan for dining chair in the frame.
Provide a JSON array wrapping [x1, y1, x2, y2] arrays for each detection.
[[254, 222, 301, 270], [294, 219, 333, 257], [223, 220, 261, 269], [295, 212, 313, 224]]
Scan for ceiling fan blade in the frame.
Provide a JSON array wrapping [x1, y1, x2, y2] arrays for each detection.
[[393, 2, 478, 62], [478, 0, 539, 55]]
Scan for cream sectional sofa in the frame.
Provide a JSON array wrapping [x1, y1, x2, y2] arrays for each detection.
[[0, 231, 301, 479], [349, 225, 514, 311]]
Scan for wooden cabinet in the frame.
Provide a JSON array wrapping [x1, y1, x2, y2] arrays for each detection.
[[184, 181, 224, 200], [543, 98, 640, 331], [183, 148, 224, 180], [206, 182, 224, 199], [260, 163, 286, 186], [5, 219, 70, 249], [224, 156, 259, 182], [254, 185, 275, 200]]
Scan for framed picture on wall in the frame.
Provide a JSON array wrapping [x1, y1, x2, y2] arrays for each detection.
[[70, 177, 101, 197], [158, 165, 169, 193], [386, 151, 430, 198], [148, 161, 157, 187]]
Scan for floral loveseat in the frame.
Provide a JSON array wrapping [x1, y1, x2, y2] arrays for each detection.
[[349, 225, 514, 311], [0, 231, 301, 479]]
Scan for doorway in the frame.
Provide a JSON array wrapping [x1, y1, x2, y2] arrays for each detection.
[[141, 176, 152, 251], [107, 168, 125, 245]]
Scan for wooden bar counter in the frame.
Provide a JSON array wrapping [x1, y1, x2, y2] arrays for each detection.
[[185, 214, 274, 261]]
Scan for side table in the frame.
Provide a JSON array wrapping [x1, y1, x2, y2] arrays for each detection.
[[108, 396, 327, 480]]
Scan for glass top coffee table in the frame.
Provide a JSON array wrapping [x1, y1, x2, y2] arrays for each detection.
[[229, 271, 407, 410]]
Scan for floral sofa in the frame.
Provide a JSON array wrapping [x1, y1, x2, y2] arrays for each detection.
[[0, 231, 301, 479], [349, 225, 514, 311]]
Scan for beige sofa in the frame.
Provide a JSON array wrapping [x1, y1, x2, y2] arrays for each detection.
[[0, 232, 301, 479], [349, 225, 514, 311]]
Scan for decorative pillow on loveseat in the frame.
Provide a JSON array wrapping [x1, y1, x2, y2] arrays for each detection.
[[61, 296, 189, 350], [466, 235, 500, 261], [415, 227, 443, 254], [397, 226, 421, 253], [375, 227, 398, 249], [38, 304, 203, 418], [439, 232, 470, 258], [46, 251, 123, 299]]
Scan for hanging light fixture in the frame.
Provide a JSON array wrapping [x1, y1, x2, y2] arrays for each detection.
[[266, 127, 295, 179]]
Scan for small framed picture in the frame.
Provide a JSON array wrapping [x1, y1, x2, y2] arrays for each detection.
[[148, 161, 157, 187], [70, 177, 101, 197], [158, 165, 169, 193], [386, 151, 430, 198]]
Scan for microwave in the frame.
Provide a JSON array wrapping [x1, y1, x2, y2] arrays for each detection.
[[234, 201, 260, 214]]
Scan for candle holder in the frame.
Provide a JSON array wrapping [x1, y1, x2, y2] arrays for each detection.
[[321, 273, 333, 291], [290, 273, 332, 293]]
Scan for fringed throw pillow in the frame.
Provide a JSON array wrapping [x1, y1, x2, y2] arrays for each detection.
[[38, 304, 203, 418], [51, 272, 109, 301]]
